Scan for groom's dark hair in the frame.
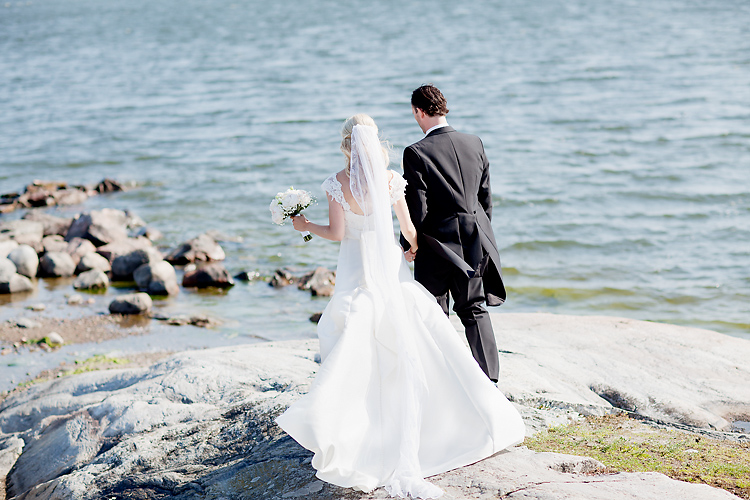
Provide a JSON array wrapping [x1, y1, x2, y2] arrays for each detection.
[[411, 84, 449, 117]]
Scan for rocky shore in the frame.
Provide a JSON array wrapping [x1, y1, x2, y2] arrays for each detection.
[[0, 313, 746, 500]]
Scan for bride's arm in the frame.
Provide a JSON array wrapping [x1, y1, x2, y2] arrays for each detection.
[[291, 194, 345, 241], [394, 197, 418, 252]]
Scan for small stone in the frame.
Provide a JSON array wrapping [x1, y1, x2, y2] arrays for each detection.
[[73, 269, 109, 290], [182, 263, 234, 289], [39, 252, 76, 277], [76, 252, 112, 274], [109, 293, 152, 315], [26, 303, 46, 312], [8, 244, 39, 278], [310, 312, 323, 323], [46, 332, 64, 346], [16, 318, 40, 329], [67, 294, 84, 305]]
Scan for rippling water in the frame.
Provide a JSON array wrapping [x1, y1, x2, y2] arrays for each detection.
[[1, 0, 749, 354]]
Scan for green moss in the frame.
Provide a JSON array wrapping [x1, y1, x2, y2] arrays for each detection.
[[526, 414, 750, 499]]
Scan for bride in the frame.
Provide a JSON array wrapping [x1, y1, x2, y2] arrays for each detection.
[[276, 114, 525, 499]]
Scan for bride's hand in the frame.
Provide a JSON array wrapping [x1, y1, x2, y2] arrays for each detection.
[[291, 215, 309, 232]]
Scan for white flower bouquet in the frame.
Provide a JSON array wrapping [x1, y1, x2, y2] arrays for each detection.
[[270, 187, 316, 242]]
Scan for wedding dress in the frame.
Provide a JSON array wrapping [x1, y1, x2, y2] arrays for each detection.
[[276, 125, 525, 499]]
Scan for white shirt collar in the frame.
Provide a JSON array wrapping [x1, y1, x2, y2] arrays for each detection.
[[424, 123, 450, 137]]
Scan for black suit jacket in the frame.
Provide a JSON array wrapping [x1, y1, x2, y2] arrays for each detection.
[[401, 126, 506, 306]]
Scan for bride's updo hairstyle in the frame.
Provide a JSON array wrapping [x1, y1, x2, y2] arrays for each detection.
[[340, 114, 390, 176]]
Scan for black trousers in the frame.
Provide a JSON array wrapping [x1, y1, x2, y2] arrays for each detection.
[[415, 257, 500, 382]]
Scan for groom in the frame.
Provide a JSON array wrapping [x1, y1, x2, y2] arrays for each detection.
[[401, 84, 506, 382]]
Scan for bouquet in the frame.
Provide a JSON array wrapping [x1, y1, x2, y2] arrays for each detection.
[[270, 187, 316, 242]]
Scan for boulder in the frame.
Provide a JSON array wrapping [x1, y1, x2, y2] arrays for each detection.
[[65, 209, 128, 246], [0, 220, 44, 247], [133, 260, 179, 296], [73, 270, 109, 290], [182, 263, 234, 288], [41, 235, 69, 254], [108, 293, 152, 315], [165, 233, 225, 265], [0, 240, 19, 258], [75, 252, 112, 274], [65, 237, 97, 265], [0, 273, 34, 294], [93, 178, 124, 193], [133, 226, 163, 242], [111, 247, 162, 281], [52, 188, 89, 206], [8, 244, 39, 278], [270, 268, 295, 288], [22, 212, 73, 236], [96, 237, 153, 263], [298, 267, 336, 296], [0, 258, 16, 281], [39, 252, 76, 277]]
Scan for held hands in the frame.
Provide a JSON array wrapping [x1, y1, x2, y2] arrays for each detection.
[[404, 246, 417, 263], [291, 215, 310, 232]]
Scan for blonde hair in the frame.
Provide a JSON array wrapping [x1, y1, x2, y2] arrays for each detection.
[[340, 114, 391, 176]]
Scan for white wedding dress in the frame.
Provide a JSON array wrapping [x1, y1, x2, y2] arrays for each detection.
[[276, 126, 525, 499]]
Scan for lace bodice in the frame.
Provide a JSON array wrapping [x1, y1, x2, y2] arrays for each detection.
[[322, 171, 407, 240]]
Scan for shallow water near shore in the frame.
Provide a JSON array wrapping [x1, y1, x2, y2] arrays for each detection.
[[1, 0, 749, 388]]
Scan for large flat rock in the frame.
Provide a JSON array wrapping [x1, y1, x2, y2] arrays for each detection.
[[0, 314, 745, 499]]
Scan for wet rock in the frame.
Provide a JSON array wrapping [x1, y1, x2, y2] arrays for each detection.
[[310, 312, 323, 323], [0, 240, 19, 258], [39, 252, 76, 277], [111, 247, 163, 281], [152, 314, 221, 328], [96, 237, 153, 263], [26, 303, 46, 312], [182, 263, 234, 288], [93, 178, 125, 193], [65, 208, 129, 246], [234, 270, 261, 281], [22, 211, 73, 236], [133, 260, 179, 296], [0, 220, 44, 247], [65, 237, 97, 265], [73, 270, 109, 290], [76, 252, 112, 274], [0, 274, 34, 294], [270, 269, 295, 288], [298, 267, 336, 296], [41, 235, 69, 254], [8, 244, 39, 278], [109, 293, 152, 315], [165, 233, 226, 265]]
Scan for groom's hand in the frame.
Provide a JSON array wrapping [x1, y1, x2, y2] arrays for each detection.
[[404, 247, 417, 263]]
